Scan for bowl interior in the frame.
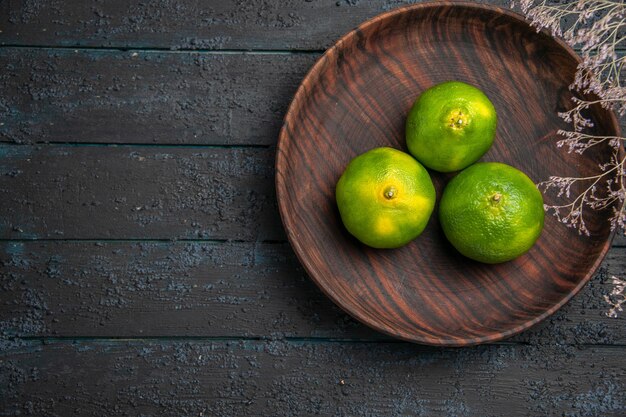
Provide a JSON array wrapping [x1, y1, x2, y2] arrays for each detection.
[[276, 3, 620, 346]]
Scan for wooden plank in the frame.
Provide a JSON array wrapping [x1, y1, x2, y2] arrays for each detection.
[[1, 339, 625, 416], [0, 142, 622, 242], [0, 48, 316, 145], [0, 49, 623, 147], [2, 144, 622, 243], [0, 0, 510, 50], [0, 240, 376, 340], [1, 241, 624, 344], [0, 145, 285, 240]]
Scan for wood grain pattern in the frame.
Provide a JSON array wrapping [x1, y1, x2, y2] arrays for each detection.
[[2, 340, 626, 417], [276, 3, 623, 346], [0, 0, 510, 50], [0, 0, 625, 415], [0, 48, 622, 147], [0, 143, 623, 244], [0, 145, 283, 241], [0, 241, 623, 344], [0, 48, 316, 145]]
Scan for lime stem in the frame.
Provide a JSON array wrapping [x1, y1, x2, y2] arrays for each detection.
[[384, 186, 397, 200], [492, 192, 502, 202], [449, 110, 468, 129]]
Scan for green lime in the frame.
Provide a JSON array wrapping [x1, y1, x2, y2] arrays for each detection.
[[406, 81, 497, 172], [336, 147, 436, 249], [439, 162, 544, 263]]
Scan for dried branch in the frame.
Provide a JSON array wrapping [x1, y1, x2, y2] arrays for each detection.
[[515, 0, 625, 235], [605, 276, 626, 318], [515, 0, 625, 316]]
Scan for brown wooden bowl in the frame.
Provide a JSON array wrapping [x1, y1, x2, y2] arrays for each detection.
[[275, 2, 621, 346]]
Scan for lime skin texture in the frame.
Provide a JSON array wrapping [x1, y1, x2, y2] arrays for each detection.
[[336, 147, 436, 249], [439, 162, 545, 264], [406, 81, 497, 173]]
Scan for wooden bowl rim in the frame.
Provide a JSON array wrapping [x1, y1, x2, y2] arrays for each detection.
[[275, 1, 622, 346]]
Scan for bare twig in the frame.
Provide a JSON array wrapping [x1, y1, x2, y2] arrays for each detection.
[[515, 0, 625, 235], [515, 0, 625, 316]]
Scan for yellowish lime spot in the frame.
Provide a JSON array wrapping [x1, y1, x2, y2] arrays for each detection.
[[473, 101, 494, 118], [375, 216, 396, 236], [406, 194, 430, 213]]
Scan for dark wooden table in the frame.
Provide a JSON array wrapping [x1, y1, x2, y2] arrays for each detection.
[[0, 1, 625, 416]]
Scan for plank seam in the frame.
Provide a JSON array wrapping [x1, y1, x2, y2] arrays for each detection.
[[11, 336, 626, 348], [0, 238, 621, 248], [0, 44, 324, 54], [0, 141, 272, 149], [0, 238, 289, 244], [12, 335, 530, 346], [0, 44, 622, 54]]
